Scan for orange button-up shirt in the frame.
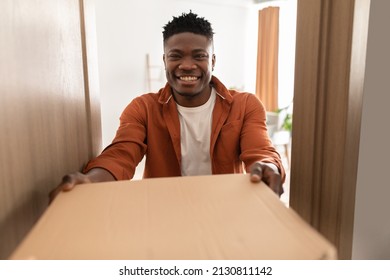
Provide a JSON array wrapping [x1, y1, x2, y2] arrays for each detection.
[[84, 76, 285, 181]]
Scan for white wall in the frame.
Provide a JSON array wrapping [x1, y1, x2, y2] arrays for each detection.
[[352, 0, 390, 259]]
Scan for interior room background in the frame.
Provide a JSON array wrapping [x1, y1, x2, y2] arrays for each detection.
[[94, 0, 297, 156]]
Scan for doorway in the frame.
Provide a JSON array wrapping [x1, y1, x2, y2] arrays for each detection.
[[249, 0, 297, 206]]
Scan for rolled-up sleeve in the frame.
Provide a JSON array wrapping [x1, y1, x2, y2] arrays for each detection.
[[239, 94, 286, 181], [83, 97, 147, 180]]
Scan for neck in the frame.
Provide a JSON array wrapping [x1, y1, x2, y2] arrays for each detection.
[[172, 86, 212, 107]]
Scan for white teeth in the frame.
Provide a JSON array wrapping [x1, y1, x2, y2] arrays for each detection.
[[179, 76, 198, 81]]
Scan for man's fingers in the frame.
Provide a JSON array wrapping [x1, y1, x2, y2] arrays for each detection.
[[266, 172, 283, 196], [260, 165, 283, 196], [48, 172, 85, 204], [250, 162, 284, 197], [250, 162, 263, 183], [61, 174, 77, 191]]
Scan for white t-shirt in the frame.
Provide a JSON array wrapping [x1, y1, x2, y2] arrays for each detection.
[[176, 88, 216, 176]]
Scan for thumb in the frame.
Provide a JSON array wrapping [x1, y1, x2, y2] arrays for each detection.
[[60, 174, 80, 191], [250, 162, 263, 183]]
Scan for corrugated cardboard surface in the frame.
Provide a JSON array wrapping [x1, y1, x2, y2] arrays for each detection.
[[10, 174, 337, 260]]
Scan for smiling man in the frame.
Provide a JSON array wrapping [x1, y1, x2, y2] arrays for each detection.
[[50, 12, 285, 202], [163, 20, 215, 107]]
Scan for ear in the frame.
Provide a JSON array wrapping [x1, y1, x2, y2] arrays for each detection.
[[212, 54, 216, 71], [162, 54, 166, 67]]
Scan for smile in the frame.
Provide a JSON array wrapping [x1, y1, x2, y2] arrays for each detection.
[[178, 76, 199, 81]]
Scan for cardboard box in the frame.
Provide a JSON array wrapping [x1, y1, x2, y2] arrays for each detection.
[[10, 174, 337, 259]]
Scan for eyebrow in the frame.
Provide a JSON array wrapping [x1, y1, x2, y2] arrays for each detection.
[[167, 48, 209, 53]]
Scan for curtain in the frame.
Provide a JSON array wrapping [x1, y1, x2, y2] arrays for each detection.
[[256, 7, 280, 112]]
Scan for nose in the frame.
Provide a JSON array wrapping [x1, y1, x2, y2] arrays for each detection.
[[178, 57, 197, 70]]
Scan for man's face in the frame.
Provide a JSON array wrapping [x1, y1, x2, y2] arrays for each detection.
[[163, 32, 215, 107]]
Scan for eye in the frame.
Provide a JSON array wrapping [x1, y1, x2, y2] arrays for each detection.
[[194, 53, 208, 60], [167, 53, 181, 60]]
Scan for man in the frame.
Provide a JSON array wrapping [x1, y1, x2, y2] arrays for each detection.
[[50, 12, 285, 202]]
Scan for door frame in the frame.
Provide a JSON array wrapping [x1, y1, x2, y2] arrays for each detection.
[[289, 0, 370, 259]]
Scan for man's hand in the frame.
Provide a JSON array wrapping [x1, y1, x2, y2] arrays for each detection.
[[49, 168, 115, 204], [250, 161, 284, 196], [49, 172, 91, 204]]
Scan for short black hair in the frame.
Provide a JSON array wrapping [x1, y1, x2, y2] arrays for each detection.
[[162, 11, 214, 42]]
